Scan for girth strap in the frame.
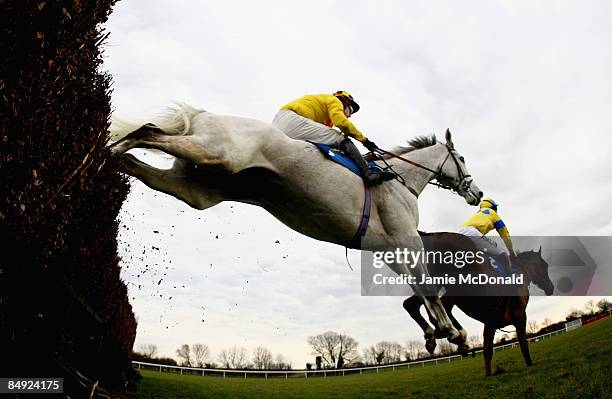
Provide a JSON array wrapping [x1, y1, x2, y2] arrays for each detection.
[[349, 185, 372, 249]]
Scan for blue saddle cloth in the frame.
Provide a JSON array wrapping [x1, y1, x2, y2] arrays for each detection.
[[488, 256, 518, 278], [310, 142, 381, 177]]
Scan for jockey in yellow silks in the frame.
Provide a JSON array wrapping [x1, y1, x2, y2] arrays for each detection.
[[272, 91, 394, 186], [459, 198, 515, 273]]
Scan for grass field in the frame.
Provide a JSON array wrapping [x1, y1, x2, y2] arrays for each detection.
[[134, 317, 611, 399]]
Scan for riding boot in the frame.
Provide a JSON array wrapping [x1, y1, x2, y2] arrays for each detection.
[[337, 138, 395, 186]]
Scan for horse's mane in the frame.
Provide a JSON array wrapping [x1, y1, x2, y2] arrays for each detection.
[[379, 134, 438, 159]]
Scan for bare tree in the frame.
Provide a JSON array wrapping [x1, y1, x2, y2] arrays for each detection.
[[566, 308, 583, 319], [527, 320, 540, 334], [597, 298, 612, 312], [541, 318, 553, 328], [404, 340, 423, 361], [436, 340, 454, 356], [307, 331, 358, 368], [369, 341, 403, 364], [252, 346, 273, 370], [192, 344, 210, 368], [138, 344, 158, 358], [468, 335, 482, 348], [307, 331, 340, 368], [176, 344, 192, 366], [584, 299, 597, 315], [218, 347, 248, 369], [363, 346, 381, 365], [273, 353, 291, 370], [337, 333, 359, 367]]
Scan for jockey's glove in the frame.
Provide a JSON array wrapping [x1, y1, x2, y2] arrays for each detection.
[[363, 139, 379, 152]]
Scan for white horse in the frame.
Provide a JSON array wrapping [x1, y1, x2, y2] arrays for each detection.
[[109, 104, 483, 346]]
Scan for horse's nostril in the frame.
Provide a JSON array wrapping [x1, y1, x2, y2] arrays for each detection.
[[478, 191, 483, 198]]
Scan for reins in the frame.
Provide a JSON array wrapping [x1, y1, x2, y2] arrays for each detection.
[[370, 146, 470, 196]]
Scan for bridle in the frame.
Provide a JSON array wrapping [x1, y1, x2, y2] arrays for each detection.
[[433, 145, 474, 195], [372, 145, 476, 198]]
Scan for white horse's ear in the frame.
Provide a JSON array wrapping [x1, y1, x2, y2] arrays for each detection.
[[538, 246, 542, 255], [445, 128, 454, 149]]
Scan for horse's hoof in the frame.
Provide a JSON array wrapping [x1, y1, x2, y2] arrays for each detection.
[[448, 331, 465, 346], [425, 339, 437, 354]]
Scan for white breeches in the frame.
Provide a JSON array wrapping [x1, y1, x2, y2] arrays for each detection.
[[272, 110, 345, 145], [458, 226, 507, 257]]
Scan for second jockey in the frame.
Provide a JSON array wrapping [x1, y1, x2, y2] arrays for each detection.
[[459, 198, 516, 275]]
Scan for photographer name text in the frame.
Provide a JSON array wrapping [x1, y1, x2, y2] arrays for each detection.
[[373, 273, 524, 286]]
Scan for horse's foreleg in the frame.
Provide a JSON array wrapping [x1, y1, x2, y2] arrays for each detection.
[[418, 294, 464, 346], [515, 316, 533, 367], [441, 297, 469, 355], [119, 154, 221, 210], [403, 296, 436, 354], [380, 234, 461, 347], [410, 257, 461, 345], [483, 324, 495, 377], [389, 235, 461, 346]]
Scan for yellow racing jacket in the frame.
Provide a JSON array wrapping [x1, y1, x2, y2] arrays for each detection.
[[280, 94, 366, 142], [461, 207, 514, 255]]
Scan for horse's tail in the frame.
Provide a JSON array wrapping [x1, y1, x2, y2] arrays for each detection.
[[108, 103, 205, 142]]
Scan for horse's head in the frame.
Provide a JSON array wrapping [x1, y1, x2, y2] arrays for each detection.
[[517, 247, 554, 295], [436, 129, 483, 206]]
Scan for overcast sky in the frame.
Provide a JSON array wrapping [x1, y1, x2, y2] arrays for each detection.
[[104, 1, 612, 366]]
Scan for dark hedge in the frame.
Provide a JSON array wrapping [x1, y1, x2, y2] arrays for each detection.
[[1, 0, 138, 396]]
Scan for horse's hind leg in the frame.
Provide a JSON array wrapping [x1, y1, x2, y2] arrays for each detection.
[[403, 296, 436, 354], [483, 324, 495, 377], [110, 124, 165, 155], [116, 127, 235, 172], [515, 316, 533, 367], [119, 154, 221, 210]]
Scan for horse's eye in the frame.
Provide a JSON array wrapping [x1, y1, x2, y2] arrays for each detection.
[[459, 156, 465, 164]]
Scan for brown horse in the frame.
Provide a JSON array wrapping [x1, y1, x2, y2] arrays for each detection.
[[403, 232, 554, 376]]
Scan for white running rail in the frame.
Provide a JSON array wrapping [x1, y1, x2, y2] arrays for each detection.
[[132, 327, 569, 379]]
